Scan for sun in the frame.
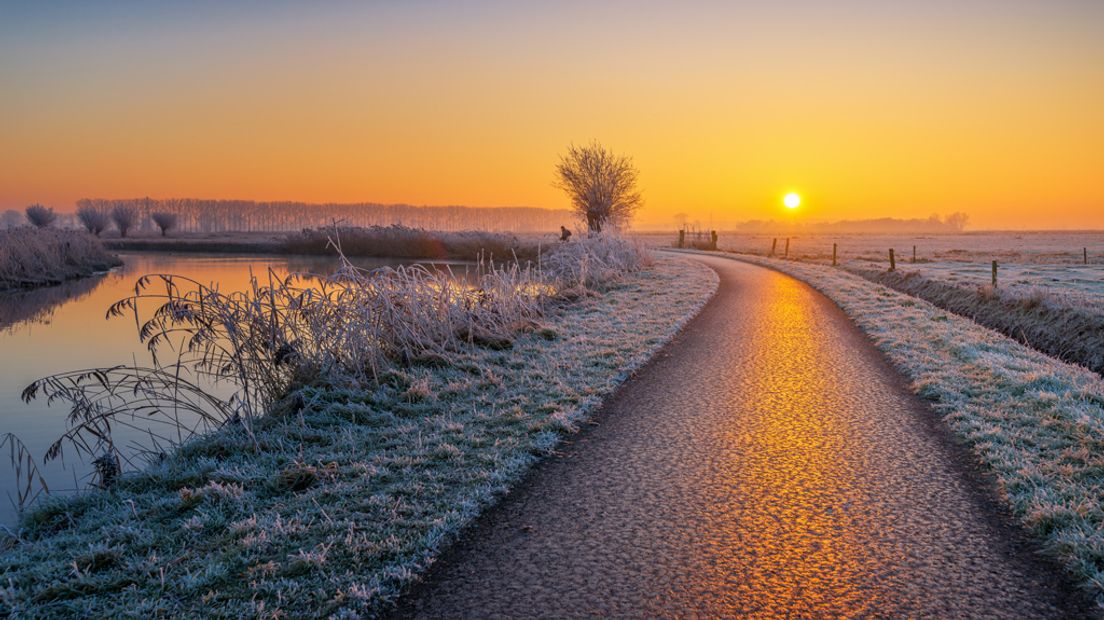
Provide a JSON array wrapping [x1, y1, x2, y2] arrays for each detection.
[[784, 193, 801, 209]]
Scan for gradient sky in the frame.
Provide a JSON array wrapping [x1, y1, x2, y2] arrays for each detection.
[[2, 0, 1102, 229]]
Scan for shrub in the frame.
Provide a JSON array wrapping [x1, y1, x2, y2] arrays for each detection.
[[76, 207, 110, 236], [24, 204, 56, 228], [110, 205, 139, 238]]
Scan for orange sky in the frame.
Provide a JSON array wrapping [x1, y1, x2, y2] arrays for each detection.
[[1, 1, 1102, 230]]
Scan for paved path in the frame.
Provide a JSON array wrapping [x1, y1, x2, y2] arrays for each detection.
[[395, 254, 1090, 618]]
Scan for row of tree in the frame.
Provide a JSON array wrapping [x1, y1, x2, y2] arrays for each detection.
[[2, 142, 645, 236], [9, 204, 179, 237], [66, 199, 574, 234]]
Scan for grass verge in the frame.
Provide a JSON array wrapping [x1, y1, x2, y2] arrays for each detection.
[[725, 252, 1104, 610], [845, 266, 1104, 377], [0, 254, 718, 617]]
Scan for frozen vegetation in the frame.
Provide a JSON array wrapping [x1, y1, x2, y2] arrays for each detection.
[[283, 225, 542, 262], [0, 228, 121, 291], [0, 241, 718, 617], [645, 230, 1104, 265], [728, 253, 1104, 608]]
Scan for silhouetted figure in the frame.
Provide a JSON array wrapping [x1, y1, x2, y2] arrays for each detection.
[[560, 225, 572, 242]]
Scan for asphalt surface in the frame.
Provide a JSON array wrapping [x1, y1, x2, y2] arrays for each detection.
[[395, 254, 1092, 619]]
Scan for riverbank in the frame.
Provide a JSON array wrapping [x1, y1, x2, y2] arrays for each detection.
[[0, 228, 121, 292], [711, 251, 1104, 609], [0, 253, 718, 617], [103, 226, 549, 261]]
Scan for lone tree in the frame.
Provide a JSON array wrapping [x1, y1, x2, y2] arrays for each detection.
[[555, 141, 642, 234], [77, 206, 110, 236], [111, 204, 139, 238], [25, 204, 57, 228], [150, 212, 178, 237]]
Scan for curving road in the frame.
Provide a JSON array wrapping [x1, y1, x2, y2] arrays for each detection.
[[395, 254, 1090, 618]]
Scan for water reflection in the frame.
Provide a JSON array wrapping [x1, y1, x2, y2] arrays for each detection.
[[0, 252, 471, 524]]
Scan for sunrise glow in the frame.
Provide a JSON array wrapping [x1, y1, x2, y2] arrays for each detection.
[[1, 2, 1102, 229]]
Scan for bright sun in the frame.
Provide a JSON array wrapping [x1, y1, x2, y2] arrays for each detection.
[[783, 192, 801, 209]]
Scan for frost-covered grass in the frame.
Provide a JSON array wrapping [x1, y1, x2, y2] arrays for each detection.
[[0, 254, 717, 617], [842, 263, 1104, 376], [0, 227, 121, 291], [862, 261, 1104, 309], [724, 252, 1104, 608]]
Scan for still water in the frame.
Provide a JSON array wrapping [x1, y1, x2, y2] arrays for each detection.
[[0, 252, 470, 525]]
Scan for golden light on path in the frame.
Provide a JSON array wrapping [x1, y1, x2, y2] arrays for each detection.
[[783, 193, 801, 209]]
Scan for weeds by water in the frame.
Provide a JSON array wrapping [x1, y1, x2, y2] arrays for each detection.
[[16, 235, 648, 503]]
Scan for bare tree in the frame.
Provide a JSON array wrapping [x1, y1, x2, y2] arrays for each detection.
[[555, 141, 642, 234], [77, 206, 110, 236], [1, 209, 21, 229], [25, 204, 57, 228], [150, 212, 178, 237], [945, 212, 970, 232], [111, 204, 139, 238]]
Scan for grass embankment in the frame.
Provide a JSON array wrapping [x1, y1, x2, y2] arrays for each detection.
[[105, 225, 544, 261], [0, 244, 718, 617], [846, 266, 1104, 377], [0, 228, 121, 291], [729, 253, 1104, 609]]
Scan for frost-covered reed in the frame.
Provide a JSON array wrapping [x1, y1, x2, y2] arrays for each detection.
[[282, 225, 542, 262], [20, 235, 648, 490], [0, 227, 121, 290]]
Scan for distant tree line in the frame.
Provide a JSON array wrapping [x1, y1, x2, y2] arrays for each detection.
[[727, 213, 971, 235], [63, 199, 573, 234]]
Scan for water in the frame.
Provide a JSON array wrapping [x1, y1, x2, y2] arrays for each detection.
[[0, 252, 471, 525]]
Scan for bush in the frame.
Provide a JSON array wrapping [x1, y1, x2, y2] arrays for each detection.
[[24, 204, 56, 228], [110, 205, 139, 238], [76, 207, 110, 236]]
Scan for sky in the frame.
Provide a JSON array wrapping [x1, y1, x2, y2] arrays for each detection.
[[1, 0, 1102, 230]]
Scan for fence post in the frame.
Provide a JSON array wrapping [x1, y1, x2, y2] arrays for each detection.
[[1085, 247, 1089, 265], [992, 260, 998, 287], [912, 245, 917, 263], [832, 243, 837, 266], [770, 238, 777, 257], [889, 248, 896, 271], [784, 237, 790, 259], [678, 230, 685, 249]]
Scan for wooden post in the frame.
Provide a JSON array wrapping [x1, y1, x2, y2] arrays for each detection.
[[784, 237, 790, 259], [992, 260, 998, 287], [832, 243, 837, 266], [770, 238, 777, 257], [889, 248, 896, 271], [912, 245, 917, 263], [1085, 247, 1089, 265], [678, 230, 685, 249]]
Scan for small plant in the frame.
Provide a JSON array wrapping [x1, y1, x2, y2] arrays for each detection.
[[76, 207, 110, 236], [150, 212, 178, 237], [110, 204, 139, 238], [24, 204, 56, 228]]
